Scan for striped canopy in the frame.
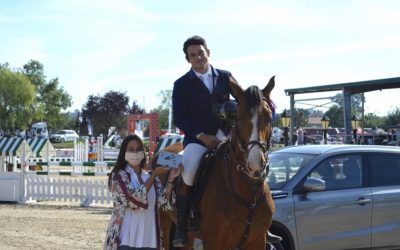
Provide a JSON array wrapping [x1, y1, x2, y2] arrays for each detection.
[[26, 138, 56, 158], [154, 135, 183, 154], [0, 137, 32, 157]]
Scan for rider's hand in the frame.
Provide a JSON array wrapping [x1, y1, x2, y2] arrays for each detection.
[[154, 166, 170, 176], [199, 133, 220, 150]]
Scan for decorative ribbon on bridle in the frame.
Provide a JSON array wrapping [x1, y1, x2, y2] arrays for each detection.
[[266, 97, 277, 122]]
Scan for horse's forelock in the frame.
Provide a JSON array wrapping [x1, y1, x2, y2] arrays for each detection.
[[245, 85, 262, 111]]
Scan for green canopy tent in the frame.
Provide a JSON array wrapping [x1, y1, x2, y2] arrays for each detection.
[[26, 138, 56, 159], [0, 137, 32, 172], [26, 138, 56, 172]]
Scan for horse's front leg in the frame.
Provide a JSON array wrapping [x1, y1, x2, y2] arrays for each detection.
[[240, 229, 268, 250], [201, 218, 235, 250], [159, 210, 173, 250]]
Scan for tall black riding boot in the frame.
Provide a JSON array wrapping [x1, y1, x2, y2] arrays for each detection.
[[172, 192, 191, 247]]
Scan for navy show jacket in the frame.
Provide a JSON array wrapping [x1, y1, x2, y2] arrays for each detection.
[[172, 67, 234, 147]]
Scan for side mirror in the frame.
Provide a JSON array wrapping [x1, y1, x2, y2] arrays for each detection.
[[303, 177, 326, 192]]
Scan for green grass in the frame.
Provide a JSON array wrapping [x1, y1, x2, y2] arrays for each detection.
[[52, 141, 74, 149]]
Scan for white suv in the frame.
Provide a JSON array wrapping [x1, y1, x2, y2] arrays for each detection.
[[50, 130, 79, 143]]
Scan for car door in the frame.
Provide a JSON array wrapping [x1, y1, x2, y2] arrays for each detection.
[[66, 131, 73, 141], [368, 153, 400, 249], [293, 154, 372, 250]]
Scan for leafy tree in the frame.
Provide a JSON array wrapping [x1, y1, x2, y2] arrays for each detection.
[[363, 113, 386, 128], [0, 62, 10, 70], [82, 91, 144, 137], [331, 93, 364, 115], [22, 60, 46, 90], [292, 108, 310, 128], [385, 108, 400, 127], [128, 101, 145, 114], [0, 68, 36, 131], [325, 105, 343, 128], [21, 60, 72, 130], [325, 93, 366, 128], [150, 106, 171, 131], [158, 90, 172, 108], [150, 90, 174, 131]]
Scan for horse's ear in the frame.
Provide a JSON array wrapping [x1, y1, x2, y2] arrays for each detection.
[[228, 75, 244, 100], [262, 76, 275, 98]]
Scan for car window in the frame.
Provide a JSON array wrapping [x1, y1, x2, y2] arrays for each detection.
[[369, 153, 400, 186], [307, 154, 363, 191], [55, 131, 66, 134], [267, 152, 315, 190]]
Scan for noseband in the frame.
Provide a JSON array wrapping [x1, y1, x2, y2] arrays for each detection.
[[233, 123, 271, 187]]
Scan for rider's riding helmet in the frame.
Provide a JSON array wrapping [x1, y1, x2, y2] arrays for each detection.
[[212, 100, 237, 129]]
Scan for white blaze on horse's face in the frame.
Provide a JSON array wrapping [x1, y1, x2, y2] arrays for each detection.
[[246, 106, 266, 179]]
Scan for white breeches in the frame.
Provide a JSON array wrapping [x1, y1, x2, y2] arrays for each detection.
[[181, 143, 208, 186]]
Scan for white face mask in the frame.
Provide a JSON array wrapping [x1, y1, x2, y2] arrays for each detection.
[[125, 151, 144, 166]]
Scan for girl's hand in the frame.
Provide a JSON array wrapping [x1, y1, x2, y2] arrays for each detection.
[[154, 166, 170, 176], [168, 167, 182, 181]]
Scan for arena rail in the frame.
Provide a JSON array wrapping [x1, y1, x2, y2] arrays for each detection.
[[25, 175, 112, 206]]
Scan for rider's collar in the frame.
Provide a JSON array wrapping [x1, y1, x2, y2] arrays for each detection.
[[192, 65, 219, 78]]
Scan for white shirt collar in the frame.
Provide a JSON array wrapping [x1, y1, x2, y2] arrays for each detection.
[[193, 65, 219, 78]]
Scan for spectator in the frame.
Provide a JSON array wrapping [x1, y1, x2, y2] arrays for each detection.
[[297, 127, 304, 145], [103, 134, 177, 250]]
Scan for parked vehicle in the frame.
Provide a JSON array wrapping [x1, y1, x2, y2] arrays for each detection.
[[272, 127, 282, 143], [49, 130, 79, 143], [267, 144, 400, 250], [31, 122, 49, 139]]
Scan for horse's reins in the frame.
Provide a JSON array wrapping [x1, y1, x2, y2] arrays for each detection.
[[224, 145, 266, 250], [222, 96, 273, 249]]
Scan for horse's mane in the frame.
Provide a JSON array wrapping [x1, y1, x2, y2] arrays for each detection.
[[245, 85, 263, 111]]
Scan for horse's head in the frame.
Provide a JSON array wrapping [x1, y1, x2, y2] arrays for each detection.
[[228, 76, 275, 181]]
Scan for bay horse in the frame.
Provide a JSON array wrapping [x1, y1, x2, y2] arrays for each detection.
[[155, 76, 276, 250]]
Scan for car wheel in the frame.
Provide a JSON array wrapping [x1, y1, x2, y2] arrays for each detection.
[[266, 242, 284, 250]]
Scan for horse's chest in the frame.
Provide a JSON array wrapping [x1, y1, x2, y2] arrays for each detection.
[[208, 192, 271, 229]]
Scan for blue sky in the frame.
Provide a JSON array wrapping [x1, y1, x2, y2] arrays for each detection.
[[1, 0, 400, 116]]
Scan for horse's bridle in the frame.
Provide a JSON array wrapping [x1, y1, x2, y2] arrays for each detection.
[[233, 132, 269, 184], [232, 101, 272, 186], [221, 139, 267, 250], [221, 96, 273, 249]]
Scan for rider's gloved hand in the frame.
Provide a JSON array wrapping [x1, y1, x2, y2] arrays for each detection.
[[197, 132, 220, 150]]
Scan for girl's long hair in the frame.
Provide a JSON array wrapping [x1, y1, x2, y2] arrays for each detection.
[[108, 134, 147, 189]]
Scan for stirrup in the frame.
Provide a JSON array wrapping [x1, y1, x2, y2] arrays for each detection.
[[187, 210, 199, 231], [173, 231, 188, 247]]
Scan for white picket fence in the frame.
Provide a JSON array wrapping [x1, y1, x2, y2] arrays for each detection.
[[25, 175, 112, 205]]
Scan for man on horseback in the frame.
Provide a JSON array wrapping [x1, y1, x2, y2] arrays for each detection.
[[171, 35, 237, 247]]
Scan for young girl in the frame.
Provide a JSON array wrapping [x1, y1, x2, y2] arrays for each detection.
[[104, 135, 170, 250]]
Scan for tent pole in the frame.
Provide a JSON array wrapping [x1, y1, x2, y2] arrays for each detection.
[[46, 140, 50, 172]]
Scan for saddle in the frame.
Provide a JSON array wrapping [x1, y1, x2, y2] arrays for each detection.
[[161, 147, 217, 231]]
